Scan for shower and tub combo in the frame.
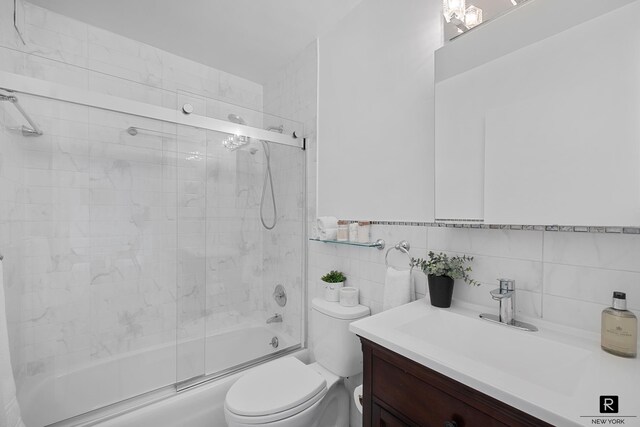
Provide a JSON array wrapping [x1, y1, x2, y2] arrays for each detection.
[[0, 69, 306, 427]]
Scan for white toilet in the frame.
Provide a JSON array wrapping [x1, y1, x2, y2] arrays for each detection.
[[224, 298, 370, 427]]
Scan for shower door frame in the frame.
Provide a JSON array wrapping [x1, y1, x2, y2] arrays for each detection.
[[0, 70, 309, 426], [0, 71, 304, 149]]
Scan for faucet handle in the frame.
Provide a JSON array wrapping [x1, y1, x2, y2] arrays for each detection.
[[498, 278, 515, 292], [490, 288, 511, 300]]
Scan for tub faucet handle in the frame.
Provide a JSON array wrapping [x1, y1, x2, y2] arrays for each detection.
[[266, 313, 282, 324], [273, 284, 287, 307]]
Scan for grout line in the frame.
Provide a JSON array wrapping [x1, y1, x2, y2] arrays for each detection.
[[540, 230, 545, 319], [426, 249, 543, 264], [541, 261, 640, 275], [339, 220, 640, 235]]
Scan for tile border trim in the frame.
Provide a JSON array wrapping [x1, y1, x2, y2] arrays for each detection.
[[339, 220, 640, 235]]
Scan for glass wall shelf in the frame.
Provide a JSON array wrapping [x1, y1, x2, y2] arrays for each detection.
[[309, 238, 385, 250]]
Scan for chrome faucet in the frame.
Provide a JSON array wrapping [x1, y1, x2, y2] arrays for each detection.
[[491, 278, 515, 324], [480, 279, 537, 332], [266, 314, 282, 324]]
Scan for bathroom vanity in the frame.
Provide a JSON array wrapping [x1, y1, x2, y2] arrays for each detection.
[[360, 338, 549, 426], [350, 300, 640, 427]]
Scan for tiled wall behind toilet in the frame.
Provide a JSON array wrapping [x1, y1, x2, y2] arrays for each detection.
[[310, 225, 640, 335]]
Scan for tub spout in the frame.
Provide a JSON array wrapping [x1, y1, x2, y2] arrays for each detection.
[[266, 314, 282, 324]]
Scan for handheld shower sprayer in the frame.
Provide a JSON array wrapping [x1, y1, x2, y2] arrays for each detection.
[[226, 114, 278, 230]]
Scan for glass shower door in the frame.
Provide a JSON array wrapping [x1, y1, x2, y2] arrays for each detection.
[[203, 130, 305, 376], [173, 93, 306, 386], [5, 93, 182, 426], [3, 84, 306, 425]]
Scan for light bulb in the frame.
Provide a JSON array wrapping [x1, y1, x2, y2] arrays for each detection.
[[464, 5, 483, 29], [443, 0, 466, 23]]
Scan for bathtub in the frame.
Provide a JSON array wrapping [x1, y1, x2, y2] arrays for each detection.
[[19, 325, 301, 427]]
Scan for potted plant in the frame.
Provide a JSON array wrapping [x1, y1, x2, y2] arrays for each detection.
[[321, 270, 346, 302], [410, 251, 478, 308]]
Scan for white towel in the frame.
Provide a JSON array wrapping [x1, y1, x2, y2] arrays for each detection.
[[383, 266, 411, 311], [317, 216, 338, 240], [319, 228, 337, 240], [0, 261, 25, 427]]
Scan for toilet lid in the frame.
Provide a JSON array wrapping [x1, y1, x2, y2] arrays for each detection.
[[226, 357, 327, 417]]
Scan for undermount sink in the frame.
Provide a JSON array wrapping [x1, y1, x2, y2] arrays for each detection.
[[349, 299, 640, 426], [396, 308, 592, 395]]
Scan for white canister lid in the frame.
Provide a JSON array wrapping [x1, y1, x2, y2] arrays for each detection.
[[311, 298, 369, 320]]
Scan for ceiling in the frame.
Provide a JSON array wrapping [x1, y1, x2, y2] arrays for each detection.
[[27, 0, 363, 83]]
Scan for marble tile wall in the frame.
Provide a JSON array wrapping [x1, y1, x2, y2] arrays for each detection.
[[16, 100, 180, 385], [309, 224, 640, 335], [0, 0, 280, 397], [0, 94, 26, 381], [0, 1, 263, 110], [263, 40, 318, 344]]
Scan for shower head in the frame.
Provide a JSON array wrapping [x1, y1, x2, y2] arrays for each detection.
[[224, 114, 251, 151], [223, 133, 251, 151], [227, 114, 246, 125]]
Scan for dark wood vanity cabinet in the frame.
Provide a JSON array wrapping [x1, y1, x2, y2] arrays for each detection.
[[360, 338, 552, 427]]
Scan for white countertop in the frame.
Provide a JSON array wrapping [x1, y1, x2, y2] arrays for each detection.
[[349, 299, 640, 427]]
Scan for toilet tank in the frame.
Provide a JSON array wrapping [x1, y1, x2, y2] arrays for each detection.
[[311, 298, 370, 377]]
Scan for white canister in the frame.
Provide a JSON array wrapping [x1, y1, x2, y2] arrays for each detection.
[[348, 222, 358, 242], [339, 287, 359, 307], [336, 221, 349, 241], [324, 281, 344, 302], [357, 221, 371, 243]]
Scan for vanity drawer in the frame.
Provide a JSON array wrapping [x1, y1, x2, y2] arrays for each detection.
[[362, 338, 551, 427], [372, 355, 507, 427]]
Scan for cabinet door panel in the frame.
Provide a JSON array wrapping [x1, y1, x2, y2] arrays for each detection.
[[373, 405, 411, 427], [482, 2, 640, 226], [484, 88, 640, 225], [436, 1, 640, 226], [434, 75, 485, 221]]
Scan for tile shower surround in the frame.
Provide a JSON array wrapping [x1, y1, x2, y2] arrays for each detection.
[[0, 0, 304, 398]]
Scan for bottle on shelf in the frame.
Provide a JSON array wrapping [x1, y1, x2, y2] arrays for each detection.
[[336, 220, 349, 241], [601, 291, 637, 358]]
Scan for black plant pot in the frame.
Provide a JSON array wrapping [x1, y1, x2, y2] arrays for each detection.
[[427, 275, 454, 308]]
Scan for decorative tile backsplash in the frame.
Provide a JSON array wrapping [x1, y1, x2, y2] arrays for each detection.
[[340, 220, 640, 235], [309, 223, 640, 336]]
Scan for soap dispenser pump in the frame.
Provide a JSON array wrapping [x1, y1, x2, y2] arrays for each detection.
[[601, 292, 637, 358]]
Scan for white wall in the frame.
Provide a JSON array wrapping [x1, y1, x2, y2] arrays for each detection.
[[309, 0, 640, 338], [317, 0, 441, 222]]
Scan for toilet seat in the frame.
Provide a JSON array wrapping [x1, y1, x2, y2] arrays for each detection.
[[225, 357, 328, 424]]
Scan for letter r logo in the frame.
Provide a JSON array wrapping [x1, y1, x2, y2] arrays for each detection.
[[599, 395, 618, 413]]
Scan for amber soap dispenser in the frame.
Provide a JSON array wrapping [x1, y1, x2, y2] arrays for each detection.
[[601, 292, 637, 358]]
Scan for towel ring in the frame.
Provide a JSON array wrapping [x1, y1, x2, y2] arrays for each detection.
[[385, 240, 411, 267]]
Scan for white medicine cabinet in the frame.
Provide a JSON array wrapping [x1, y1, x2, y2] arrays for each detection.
[[434, 0, 640, 226]]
